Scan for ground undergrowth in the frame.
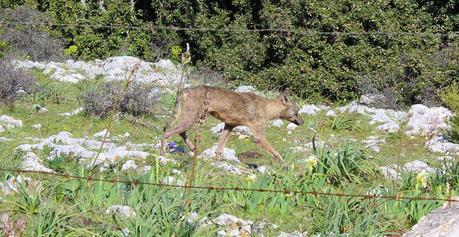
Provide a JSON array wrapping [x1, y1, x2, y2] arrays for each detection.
[[0, 71, 457, 236]]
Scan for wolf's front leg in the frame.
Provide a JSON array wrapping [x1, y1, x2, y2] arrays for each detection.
[[251, 127, 284, 162], [215, 124, 234, 161]]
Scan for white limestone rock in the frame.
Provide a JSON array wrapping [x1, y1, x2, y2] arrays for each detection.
[[0, 115, 22, 129], [199, 145, 240, 163], [298, 104, 321, 115], [271, 119, 284, 128], [32, 124, 42, 129], [405, 104, 453, 136], [121, 160, 138, 171], [213, 214, 253, 237], [426, 136, 459, 155], [287, 123, 298, 131], [403, 197, 459, 237], [234, 85, 258, 94], [94, 129, 110, 139], [20, 152, 55, 173], [105, 205, 136, 218], [210, 123, 252, 137], [59, 107, 83, 117], [326, 110, 337, 117]]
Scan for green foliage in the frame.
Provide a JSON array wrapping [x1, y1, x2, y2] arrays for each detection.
[[327, 113, 358, 131], [43, 1, 162, 61], [311, 197, 387, 235], [63, 45, 78, 57], [0, 0, 38, 8], [315, 143, 375, 185], [441, 85, 459, 142], [0, 39, 8, 58], [0, 75, 458, 236], [152, 0, 458, 103], [33, 80, 69, 104], [170, 45, 182, 62], [3, 1, 458, 103]]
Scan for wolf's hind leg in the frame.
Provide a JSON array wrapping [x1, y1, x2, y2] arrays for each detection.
[[160, 117, 197, 155], [163, 114, 198, 139]]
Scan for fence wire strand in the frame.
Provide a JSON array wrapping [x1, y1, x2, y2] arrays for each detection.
[[1, 21, 457, 36], [0, 167, 457, 203]]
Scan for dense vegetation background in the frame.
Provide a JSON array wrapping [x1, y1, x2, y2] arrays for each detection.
[[1, 0, 458, 106]]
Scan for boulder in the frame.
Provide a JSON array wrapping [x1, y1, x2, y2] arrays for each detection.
[[403, 197, 459, 237], [20, 152, 55, 173], [0, 115, 22, 129], [298, 104, 321, 115], [405, 104, 453, 136], [426, 136, 459, 155]]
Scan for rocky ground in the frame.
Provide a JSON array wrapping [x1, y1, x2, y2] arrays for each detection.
[[0, 56, 457, 236]]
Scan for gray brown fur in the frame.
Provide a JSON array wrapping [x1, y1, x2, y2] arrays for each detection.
[[160, 86, 304, 161]]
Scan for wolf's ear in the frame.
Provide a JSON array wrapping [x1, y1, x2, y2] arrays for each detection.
[[278, 92, 290, 105]]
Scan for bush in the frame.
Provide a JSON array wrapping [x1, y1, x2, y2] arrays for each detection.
[[82, 81, 161, 118], [358, 43, 459, 109], [441, 85, 459, 142], [0, 6, 64, 61], [152, 0, 458, 103], [188, 66, 227, 87], [0, 58, 36, 108], [3, 1, 458, 104]]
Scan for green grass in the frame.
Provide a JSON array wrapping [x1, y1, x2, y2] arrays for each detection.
[[0, 72, 457, 236]]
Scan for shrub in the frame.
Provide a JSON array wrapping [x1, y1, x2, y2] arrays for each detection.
[[153, 0, 458, 103], [3, 1, 458, 104], [0, 58, 36, 108], [0, 6, 64, 61], [63, 45, 78, 57], [441, 85, 459, 142], [82, 81, 161, 118], [188, 66, 227, 87]]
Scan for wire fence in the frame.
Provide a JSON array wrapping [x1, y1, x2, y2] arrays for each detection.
[[1, 20, 458, 36], [0, 167, 457, 203]]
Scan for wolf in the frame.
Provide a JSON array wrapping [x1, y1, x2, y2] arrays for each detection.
[[160, 86, 303, 162]]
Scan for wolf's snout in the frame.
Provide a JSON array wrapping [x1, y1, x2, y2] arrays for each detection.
[[294, 117, 304, 125]]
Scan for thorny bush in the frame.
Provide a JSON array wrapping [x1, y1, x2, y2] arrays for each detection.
[[82, 81, 161, 118], [0, 58, 36, 108], [0, 6, 64, 61]]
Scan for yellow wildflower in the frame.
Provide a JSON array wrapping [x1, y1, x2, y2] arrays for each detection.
[[246, 174, 257, 182], [415, 172, 428, 189], [305, 155, 318, 173]]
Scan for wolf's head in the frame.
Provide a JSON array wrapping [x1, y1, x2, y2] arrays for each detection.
[[278, 93, 304, 125]]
